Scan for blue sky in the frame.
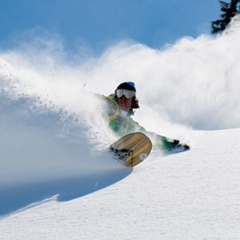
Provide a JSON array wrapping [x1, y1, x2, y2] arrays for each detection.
[[0, 0, 220, 52]]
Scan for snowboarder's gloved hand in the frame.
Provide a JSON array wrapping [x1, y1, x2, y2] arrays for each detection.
[[160, 137, 178, 151], [160, 137, 189, 152]]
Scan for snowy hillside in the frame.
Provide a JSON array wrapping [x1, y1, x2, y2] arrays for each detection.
[[0, 17, 240, 239], [0, 128, 240, 240]]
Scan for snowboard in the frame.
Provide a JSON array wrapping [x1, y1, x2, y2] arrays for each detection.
[[110, 132, 152, 167]]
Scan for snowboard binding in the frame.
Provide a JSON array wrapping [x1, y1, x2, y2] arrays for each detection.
[[109, 147, 134, 160]]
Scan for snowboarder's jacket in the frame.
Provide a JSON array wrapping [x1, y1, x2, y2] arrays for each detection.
[[102, 94, 180, 151], [104, 94, 144, 135]]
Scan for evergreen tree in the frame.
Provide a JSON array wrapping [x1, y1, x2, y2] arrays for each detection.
[[211, 0, 240, 34]]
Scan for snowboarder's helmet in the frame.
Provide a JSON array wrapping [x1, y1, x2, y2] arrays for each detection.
[[116, 82, 136, 92]]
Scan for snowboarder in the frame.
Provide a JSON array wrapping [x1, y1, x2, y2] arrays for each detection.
[[102, 81, 189, 152]]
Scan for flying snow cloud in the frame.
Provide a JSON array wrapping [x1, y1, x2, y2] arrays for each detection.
[[1, 18, 240, 131], [83, 17, 240, 132]]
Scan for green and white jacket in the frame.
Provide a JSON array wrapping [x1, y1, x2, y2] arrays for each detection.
[[101, 94, 178, 151]]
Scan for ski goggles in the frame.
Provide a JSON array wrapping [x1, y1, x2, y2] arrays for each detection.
[[116, 89, 135, 99]]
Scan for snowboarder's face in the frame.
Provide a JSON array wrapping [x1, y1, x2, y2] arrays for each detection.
[[116, 94, 133, 112]]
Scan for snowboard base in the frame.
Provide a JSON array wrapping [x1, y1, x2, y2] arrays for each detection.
[[110, 132, 152, 167]]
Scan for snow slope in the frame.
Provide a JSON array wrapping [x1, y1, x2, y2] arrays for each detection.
[[0, 16, 240, 240], [0, 128, 239, 240]]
